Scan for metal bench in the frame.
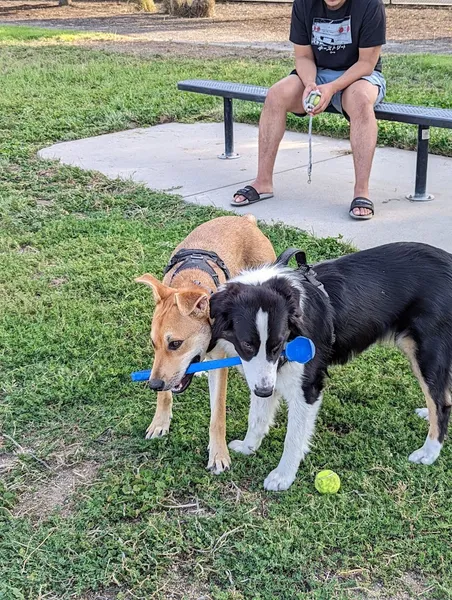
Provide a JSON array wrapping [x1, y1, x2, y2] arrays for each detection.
[[178, 78, 452, 202]]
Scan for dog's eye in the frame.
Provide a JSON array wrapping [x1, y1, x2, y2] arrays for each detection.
[[168, 340, 183, 351], [241, 341, 254, 352]]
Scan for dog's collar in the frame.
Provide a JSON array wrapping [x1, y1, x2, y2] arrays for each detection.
[[164, 249, 231, 291]]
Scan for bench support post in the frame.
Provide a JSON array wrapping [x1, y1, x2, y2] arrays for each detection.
[[406, 125, 434, 201], [218, 98, 239, 160]]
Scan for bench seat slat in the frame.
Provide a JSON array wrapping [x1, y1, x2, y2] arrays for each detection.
[[178, 79, 452, 129]]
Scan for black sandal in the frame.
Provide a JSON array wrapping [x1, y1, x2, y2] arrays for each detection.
[[231, 185, 273, 207], [349, 197, 374, 220]]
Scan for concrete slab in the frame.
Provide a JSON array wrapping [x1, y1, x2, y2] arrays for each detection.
[[39, 122, 452, 252]]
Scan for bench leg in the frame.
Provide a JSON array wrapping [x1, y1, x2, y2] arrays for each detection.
[[406, 125, 434, 201], [218, 98, 239, 160]]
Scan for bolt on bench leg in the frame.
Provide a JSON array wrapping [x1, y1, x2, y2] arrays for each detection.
[[406, 125, 434, 201], [218, 98, 240, 160]]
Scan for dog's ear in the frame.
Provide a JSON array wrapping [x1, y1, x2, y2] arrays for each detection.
[[135, 273, 175, 303], [288, 309, 304, 338], [209, 284, 242, 342], [209, 289, 226, 323], [175, 290, 209, 318], [266, 277, 304, 337], [209, 283, 242, 321]]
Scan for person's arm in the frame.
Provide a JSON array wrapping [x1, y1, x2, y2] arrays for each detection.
[[312, 46, 381, 115], [294, 44, 318, 105], [294, 44, 316, 87], [312, 0, 386, 115], [289, 0, 319, 106]]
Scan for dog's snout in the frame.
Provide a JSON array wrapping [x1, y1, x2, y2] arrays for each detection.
[[149, 378, 165, 391], [254, 386, 274, 398]]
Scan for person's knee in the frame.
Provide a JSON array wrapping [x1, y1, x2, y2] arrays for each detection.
[[265, 78, 301, 112], [344, 86, 376, 121]]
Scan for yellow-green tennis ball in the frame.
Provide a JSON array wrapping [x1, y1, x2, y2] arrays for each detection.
[[315, 470, 341, 494], [313, 95, 320, 106]]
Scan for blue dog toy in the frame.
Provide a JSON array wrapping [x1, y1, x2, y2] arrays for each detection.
[[131, 336, 315, 382]]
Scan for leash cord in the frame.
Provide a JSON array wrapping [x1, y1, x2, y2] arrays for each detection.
[[307, 114, 313, 185], [304, 90, 321, 185]]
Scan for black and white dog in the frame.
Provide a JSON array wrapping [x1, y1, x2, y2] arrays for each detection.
[[209, 242, 452, 491]]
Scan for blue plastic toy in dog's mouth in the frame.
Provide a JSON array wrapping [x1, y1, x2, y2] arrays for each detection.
[[131, 336, 315, 383]]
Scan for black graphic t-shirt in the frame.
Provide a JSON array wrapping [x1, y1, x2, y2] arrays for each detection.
[[290, 0, 386, 72]]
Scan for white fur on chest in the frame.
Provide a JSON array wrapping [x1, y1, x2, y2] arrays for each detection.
[[276, 361, 305, 400]]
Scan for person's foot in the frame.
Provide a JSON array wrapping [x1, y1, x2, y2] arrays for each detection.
[[232, 181, 273, 206], [351, 206, 373, 217], [349, 197, 374, 220]]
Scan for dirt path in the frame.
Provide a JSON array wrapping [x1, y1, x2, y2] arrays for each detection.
[[1, 1, 451, 57]]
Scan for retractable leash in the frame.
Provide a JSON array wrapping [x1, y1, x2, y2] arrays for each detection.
[[131, 336, 316, 382], [304, 90, 322, 184]]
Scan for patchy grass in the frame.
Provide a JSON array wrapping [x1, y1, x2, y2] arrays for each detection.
[[0, 24, 83, 41], [0, 24, 121, 44], [0, 35, 452, 600]]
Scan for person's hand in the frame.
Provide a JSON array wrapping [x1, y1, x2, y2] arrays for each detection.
[[302, 81, 319, 113], [311, 83, 336, 116]]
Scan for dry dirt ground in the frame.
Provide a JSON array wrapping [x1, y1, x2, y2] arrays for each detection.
[[13, 462, 99, 520], [1, 1, 452, 58]]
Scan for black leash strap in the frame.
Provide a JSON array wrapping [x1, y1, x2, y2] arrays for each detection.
[[275, 247, 307, 268], [275, 247, 328, 298]]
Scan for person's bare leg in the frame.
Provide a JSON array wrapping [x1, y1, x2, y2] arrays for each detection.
[[234, 75, 306, 204], [342, 80, 379, 217]]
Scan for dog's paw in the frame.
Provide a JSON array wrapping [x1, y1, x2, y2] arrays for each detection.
[[207, 446, 231, 475], [145, 418, 171, 439], [228, 439, 255, 456], [263, 469, 295, 492], [408, 438, 441, 465], [415, 408, 429, 421]]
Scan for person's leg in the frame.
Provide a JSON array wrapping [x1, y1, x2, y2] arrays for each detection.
[[233, 75, 306, 205], [341, 80, 379, 217]]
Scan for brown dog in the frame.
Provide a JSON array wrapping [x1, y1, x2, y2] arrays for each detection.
[[136, 215, 276, 474]]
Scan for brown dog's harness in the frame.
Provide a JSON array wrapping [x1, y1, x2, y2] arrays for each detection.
[[164, 249, 230, 292]]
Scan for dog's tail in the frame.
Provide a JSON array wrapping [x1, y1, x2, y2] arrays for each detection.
[[243, 213, 257, 225]]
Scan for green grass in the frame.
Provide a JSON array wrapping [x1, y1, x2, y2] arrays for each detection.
[[1, 30, 452, 600], [0, 24, 81, 41]]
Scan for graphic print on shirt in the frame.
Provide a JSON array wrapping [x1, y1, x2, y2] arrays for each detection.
[[311, 16, 352, 54]]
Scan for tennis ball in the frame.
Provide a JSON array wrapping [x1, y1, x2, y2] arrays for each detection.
[[313, 95, 320, 106], [314, 470, 341, 494]]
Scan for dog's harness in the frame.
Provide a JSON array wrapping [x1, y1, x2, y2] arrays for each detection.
[[164, 249, 230, 293], [276, 247, 329, 298], [276, 247, 335, 348]]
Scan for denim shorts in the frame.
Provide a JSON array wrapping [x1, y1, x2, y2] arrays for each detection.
[[290, 67, 386, 117]]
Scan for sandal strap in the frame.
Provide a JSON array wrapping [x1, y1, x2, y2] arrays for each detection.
[[233, 185, 259, 202], [350, 197, 374, 213]]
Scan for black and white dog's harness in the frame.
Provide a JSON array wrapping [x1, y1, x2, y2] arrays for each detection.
[[164, 249, 230, 292], [276, 247, 329, 298], [276, 247, 335, 348]]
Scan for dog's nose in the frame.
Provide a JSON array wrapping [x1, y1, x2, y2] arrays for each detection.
[[148, 378, 165, 391], [254, 386, 274, 398]]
